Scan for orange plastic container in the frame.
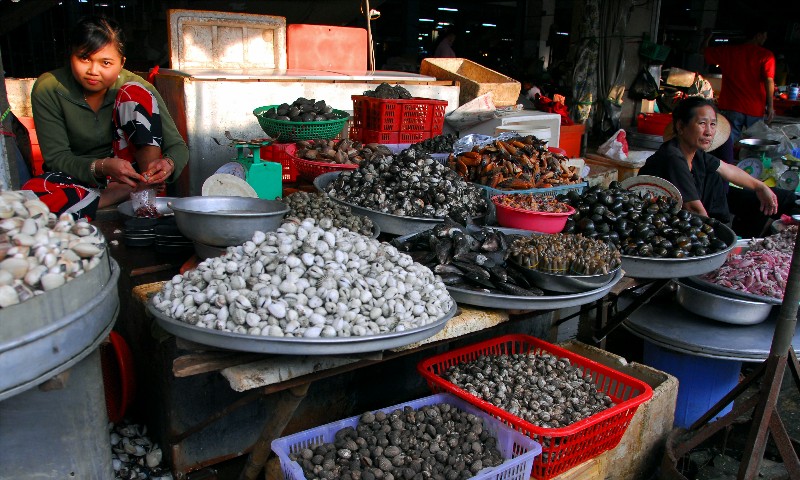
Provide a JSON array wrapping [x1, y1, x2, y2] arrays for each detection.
[[286, 25, 367, 71], [559, 124, 585, 158]]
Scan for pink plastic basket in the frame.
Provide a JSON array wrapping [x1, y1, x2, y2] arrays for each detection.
[[492, 195, 575, 233], [271, 393, 542, 480]]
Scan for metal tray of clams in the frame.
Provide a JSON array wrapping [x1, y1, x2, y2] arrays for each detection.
[[447, 269, 623, 310], [147, 302, 457, 355], [314, 172, 483, 236], [620, 220, 737, 279]]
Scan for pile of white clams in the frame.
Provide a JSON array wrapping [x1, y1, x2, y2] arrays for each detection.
[[152, 219, 454, 338], [0, 190, 105, 308]]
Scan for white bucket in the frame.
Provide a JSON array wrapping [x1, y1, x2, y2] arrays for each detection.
[[494, 125, 551, 142]]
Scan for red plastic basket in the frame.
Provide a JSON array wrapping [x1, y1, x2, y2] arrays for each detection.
[[417, 334, 653, 480], [261, 143, 299, 183], [290, 152, 359, 181], [356, 129, 435, 144], [100, 331, 136, 424], [637, 112, 672, 136], [352, 95, 448, 133]]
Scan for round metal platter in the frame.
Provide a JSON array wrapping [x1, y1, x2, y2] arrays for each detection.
[[682, 275, 783, 306], [619, 220, 736, 279], [314, 171, 484, 236], [446, 269, 623, 310], [148, 302, 457, 355], [619, 175, 683, 208]]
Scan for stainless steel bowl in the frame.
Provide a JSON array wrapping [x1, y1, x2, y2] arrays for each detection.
[[193, 241, 228, 260], [511, 262, 621, 293], [675, 280, 773, 325], [169, 196, 289, 247], [738, 138, 781, 152]]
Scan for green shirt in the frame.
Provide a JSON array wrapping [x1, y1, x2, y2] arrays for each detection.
[[31, 67, 188, 186]]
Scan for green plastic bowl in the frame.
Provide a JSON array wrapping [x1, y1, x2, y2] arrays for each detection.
[[253, 105, 350, 141]]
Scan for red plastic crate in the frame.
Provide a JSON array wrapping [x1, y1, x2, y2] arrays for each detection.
[[351, 95, 447, 133], [417, 334, 653, 480], [636, 112, 672, 136], [261, 143, 299, 183], [357, 129, 435, 144], [289, 151, 358, 182]]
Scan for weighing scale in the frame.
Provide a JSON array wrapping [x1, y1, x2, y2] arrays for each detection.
[[231, 140, 283, 200], [778, 154, 800, 192]]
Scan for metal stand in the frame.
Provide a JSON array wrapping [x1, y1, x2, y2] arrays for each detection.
[[663, 234, 800, 479]]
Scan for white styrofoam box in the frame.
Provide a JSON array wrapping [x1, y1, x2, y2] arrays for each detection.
[[459, 110, 562, 147], [168, 9, 287, 71], [495, 125, 551, 142]]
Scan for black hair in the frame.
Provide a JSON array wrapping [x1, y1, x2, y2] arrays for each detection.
[[69, 15, 126, 59], [672, 96, 717, 131], [742, 23, 768, 40]]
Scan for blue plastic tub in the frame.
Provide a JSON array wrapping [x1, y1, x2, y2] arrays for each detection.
[[271, 393, 542, 480], [643, 341, 741, 428]]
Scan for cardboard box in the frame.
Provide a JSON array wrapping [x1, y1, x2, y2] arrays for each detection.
[[420, 58, 521, 107]]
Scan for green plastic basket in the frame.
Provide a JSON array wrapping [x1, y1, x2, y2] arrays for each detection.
[[253, 105, 350, 141]]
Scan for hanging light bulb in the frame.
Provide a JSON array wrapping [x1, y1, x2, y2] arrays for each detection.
[[369, 8, 380, 20]]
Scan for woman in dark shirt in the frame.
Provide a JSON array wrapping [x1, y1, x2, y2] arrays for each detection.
[[639, 97, 793, 237]]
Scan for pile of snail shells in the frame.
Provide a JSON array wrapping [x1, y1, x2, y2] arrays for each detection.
[[509, 233, 621, 275], [289, 403, 505, 480], [295, 139, 393, 165], [444, 352, 614, 429], [0, 190, 106, 309], [152, 219, 453, 338], [284, 192, 375, 236], [327, 150, 487, 221]]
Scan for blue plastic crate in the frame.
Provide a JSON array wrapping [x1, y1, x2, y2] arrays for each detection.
[[271, 393, 542, 480]]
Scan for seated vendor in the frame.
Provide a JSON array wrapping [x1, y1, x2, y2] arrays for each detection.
[[639, 96, 795, 237], [23, 15, 188, 220]]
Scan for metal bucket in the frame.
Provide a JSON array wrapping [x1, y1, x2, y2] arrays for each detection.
[[0, 253, 120, 400], [0, 348, 114, 479]]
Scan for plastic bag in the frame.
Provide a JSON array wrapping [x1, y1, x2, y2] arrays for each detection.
[[130, 187, 159, 218], [597, 129, 629, 161], [452, 132, 520, 155], [741, 121, 792, 157], [630, 67, 659, 101], [444, 93, 498, 130]]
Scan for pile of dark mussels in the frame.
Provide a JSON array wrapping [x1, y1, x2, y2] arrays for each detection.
[[393, 219, 544, 296], [557, 182, 728, 258]]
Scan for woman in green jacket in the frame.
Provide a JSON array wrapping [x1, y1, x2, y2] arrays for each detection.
[[23, 15, 188, 219]]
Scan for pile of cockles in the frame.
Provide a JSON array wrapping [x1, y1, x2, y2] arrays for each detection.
[[152, 219, 453, 338], [288, 403, 505, 480], [326, 150, 486, 221], [284, 192, 375, 237], [0, 190, 106, 308], [110, 420, 171, 480], [443, 352, 615, 429]]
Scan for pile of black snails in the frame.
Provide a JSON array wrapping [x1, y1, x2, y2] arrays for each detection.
[[326, 150, 487, 222], [288, 403, 505, 480], [558, 182, 728, 258], [260, 97, 345, 122]]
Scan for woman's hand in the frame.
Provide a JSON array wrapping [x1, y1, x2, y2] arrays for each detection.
[[100, 157, 144, 188], [755, 183, 779, 215], [141, 158, 175, 186]]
